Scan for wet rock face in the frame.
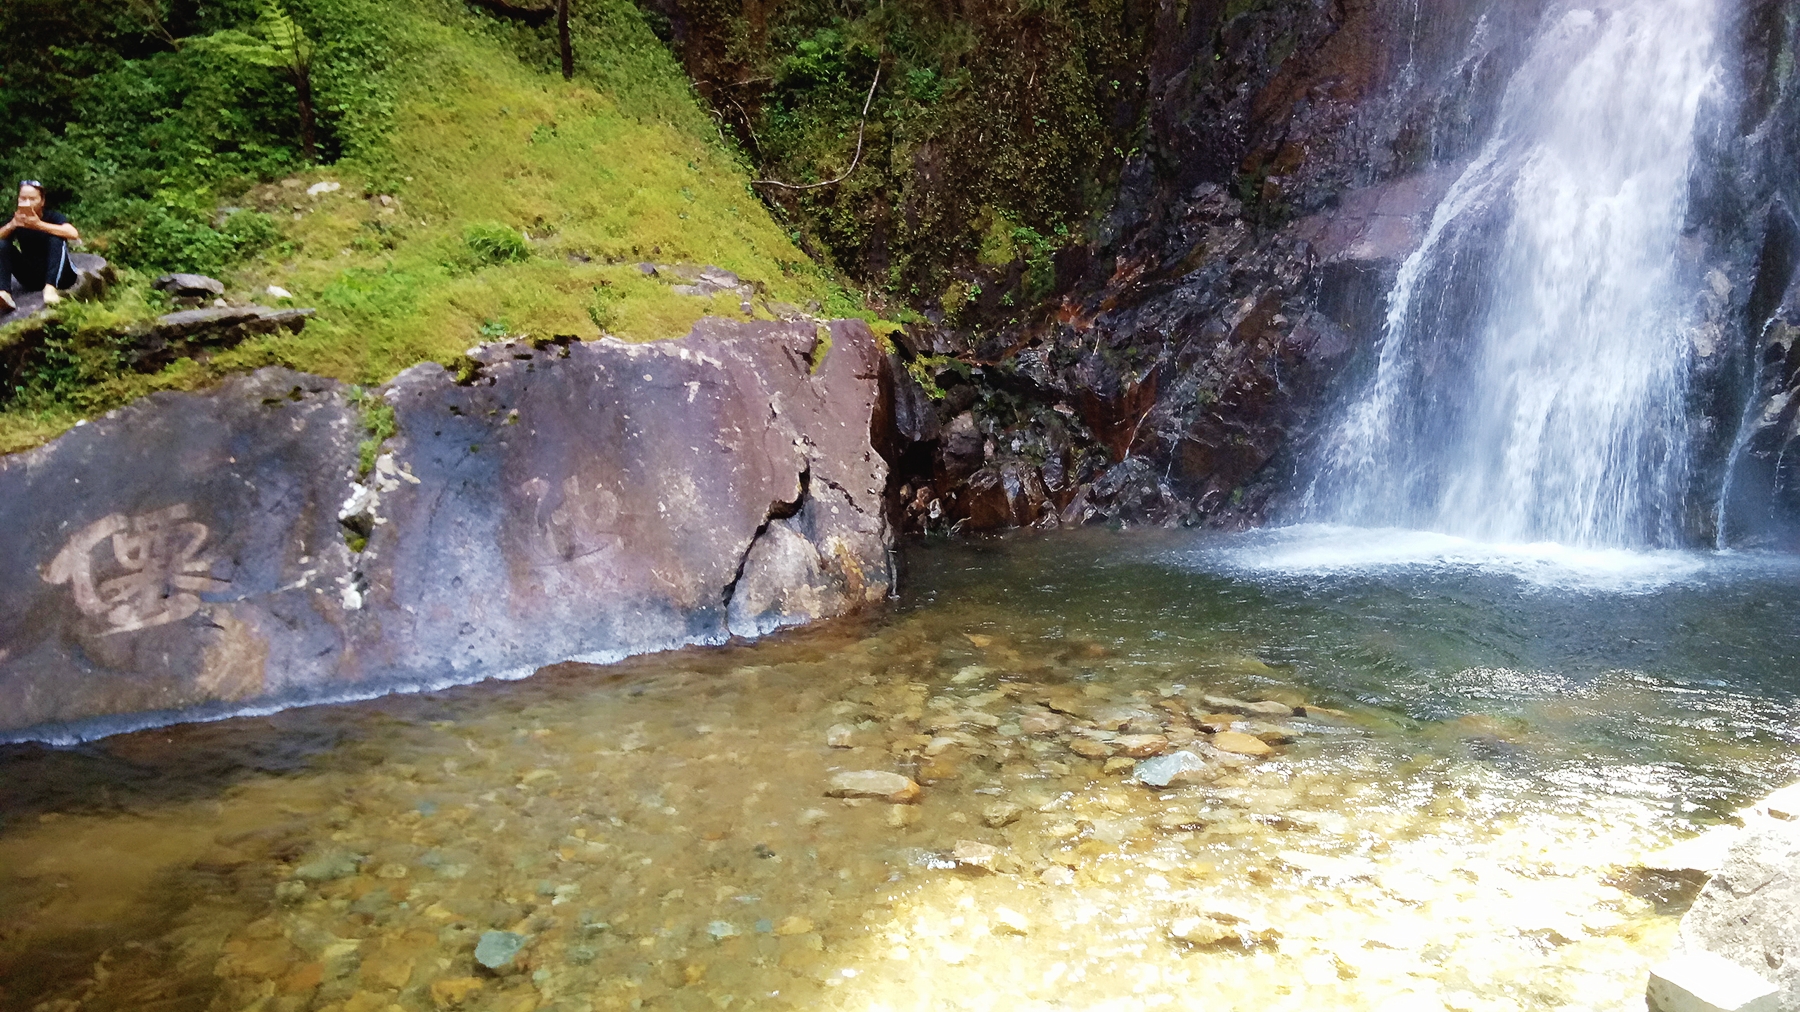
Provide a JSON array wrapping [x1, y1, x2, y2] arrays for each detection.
[[887, 0, 1554, 534], [1709, 0, 1800, 548], [0, 320, 893, 737]]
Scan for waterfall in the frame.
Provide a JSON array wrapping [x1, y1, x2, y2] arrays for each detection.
[[1301, 0, 1723, 548]]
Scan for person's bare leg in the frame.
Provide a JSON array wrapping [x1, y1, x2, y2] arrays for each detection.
[[42, 284, 60, 305]]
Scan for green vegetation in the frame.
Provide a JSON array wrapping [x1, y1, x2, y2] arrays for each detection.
[[352, 389, 398, 476], [0, 0, 857, 452], [658, 0, 1155, 324]]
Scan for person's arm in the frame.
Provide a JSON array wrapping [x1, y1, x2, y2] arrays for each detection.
[[0, 214, 18, 240], [18, 214, 78, 241]]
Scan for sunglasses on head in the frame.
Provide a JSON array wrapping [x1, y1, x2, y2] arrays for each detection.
[[18, 180, 42, 194]]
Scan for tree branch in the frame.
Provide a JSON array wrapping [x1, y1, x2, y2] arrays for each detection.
[[125, 0, 183, 49], [753, 66, 882, 192]]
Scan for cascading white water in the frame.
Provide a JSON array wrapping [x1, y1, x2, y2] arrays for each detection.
[[1302, 0, 1722, 548]]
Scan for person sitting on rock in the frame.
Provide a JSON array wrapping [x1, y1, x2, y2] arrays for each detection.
[[0, 180, 80, 312]]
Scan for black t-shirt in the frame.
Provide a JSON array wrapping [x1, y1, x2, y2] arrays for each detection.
[[9, 210, 75, 285], [12, 210, 70, 257]]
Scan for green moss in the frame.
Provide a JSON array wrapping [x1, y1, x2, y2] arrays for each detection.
[[903, 352, 969, 401], [353, 391, 398, 476], [809, 323, 833, 374], [975, 208, 1021, 269]]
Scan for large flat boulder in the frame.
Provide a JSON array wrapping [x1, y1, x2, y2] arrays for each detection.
[[0, 318, 892, 739]]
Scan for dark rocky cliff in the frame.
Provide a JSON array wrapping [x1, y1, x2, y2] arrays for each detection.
[[1708, 1, 1800, 548], [874, 0, 1562, 532]]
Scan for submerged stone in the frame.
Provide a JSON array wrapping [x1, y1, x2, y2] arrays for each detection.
[[826, 770, 921, 803], [429, 977, 484, 1009], [293, 850, 361, 882], [1114, 733, 1170, 758], [1135, 750, 1209, 788], [1212, 730, 1276, 756], [474, 931, 525, 971], [950, 840, 1001, 871]]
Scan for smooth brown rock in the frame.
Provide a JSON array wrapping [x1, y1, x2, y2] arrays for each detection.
[[1115, 733, 1170, 758], [774, 915, 814, 936], [826, 770, 921, 803], [951, 840, 1001, 870], [1070, 738, 1113, 759], [982, 801, 1023, 827], [1211, 731, 1276, 757], [1242, 722, 1297, 745]]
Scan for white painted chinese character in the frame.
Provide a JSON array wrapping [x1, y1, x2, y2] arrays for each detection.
[[42, 504, 230, 633]]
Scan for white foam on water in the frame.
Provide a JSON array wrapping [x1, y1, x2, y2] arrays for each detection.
[[1209, 523, 1719, 593]]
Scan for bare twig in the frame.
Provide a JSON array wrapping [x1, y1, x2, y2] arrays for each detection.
[[126, 0, 182, 49], [753, 66, 882, 191], [728, 94, 763, 155]]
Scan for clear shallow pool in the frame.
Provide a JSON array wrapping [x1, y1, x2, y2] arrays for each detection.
[[2, 527, 1797, 1012]]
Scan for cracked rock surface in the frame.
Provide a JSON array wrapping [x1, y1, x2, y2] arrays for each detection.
[[0, 319, 892, 737]]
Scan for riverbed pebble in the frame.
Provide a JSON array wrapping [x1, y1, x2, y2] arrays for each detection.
[[1211, 730, 1276, 757], [1070, 738, 1112, 759], [951, 840, 1002, 870], [429, 977, 485, 1009], [1115, 733, 1171, 758], [982, 801, 1023, 827], [474, 930, 524, 971], [827, 769, 922, 802], [1136, 750, 1210, 788]]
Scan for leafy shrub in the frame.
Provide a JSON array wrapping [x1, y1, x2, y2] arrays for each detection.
[[218, 209, 281, 257], [0, 0, 397, 275], [462, 221, 530, 266]]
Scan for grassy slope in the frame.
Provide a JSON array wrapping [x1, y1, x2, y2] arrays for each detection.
[[0, 0, 857, 453]]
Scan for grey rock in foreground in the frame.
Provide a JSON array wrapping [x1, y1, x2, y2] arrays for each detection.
[[1649, 784, 1800, 1012], [0, 318, 893, 737]]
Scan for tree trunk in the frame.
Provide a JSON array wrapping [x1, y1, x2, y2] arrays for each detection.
[[558, 0, 572, 80], [294, 70, 317, 161]]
